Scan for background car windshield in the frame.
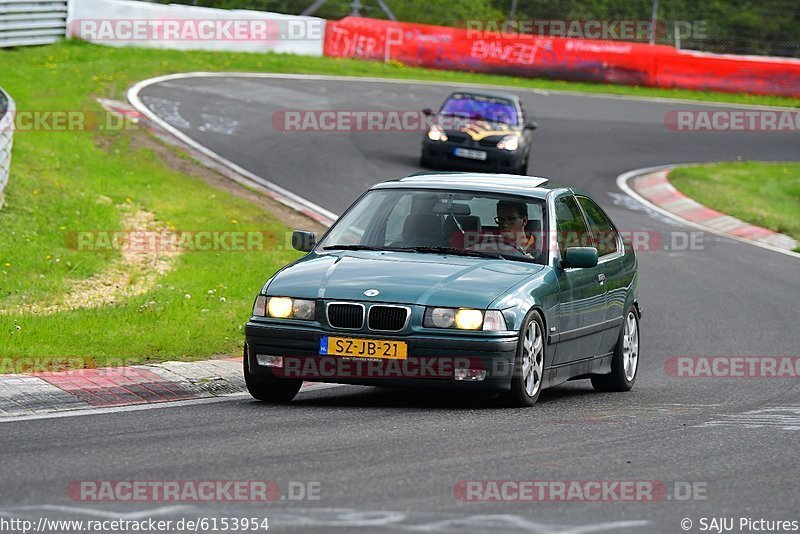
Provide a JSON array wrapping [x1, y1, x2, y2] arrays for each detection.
[[439, 94, 519, 126], [317, 189, 547, 264]]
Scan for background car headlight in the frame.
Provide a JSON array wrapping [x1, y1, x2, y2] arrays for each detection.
[[496, 135, 519, 151], [256, 296, 317, 320], [427, 125, 448, 142]]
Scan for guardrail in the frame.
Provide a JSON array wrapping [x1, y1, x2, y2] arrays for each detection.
[[0, 0, 68, 48], [0, 87, 14, 209], [68, 0, 325, 56]]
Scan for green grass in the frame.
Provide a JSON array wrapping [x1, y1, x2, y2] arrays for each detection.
[[1, 40, 798, 371], [669, 162, 800, 242], [0, 41, 309, 370]]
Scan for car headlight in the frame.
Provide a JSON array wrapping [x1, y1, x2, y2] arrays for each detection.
[[427, 125, 448, 142], [253, 296, 316, 320], [423, 308, 507, 331], [496, 135, 519, 151]]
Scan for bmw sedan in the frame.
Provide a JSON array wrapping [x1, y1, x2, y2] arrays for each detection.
[[420, 91, 537, 174], [244, 172, 640, 407]]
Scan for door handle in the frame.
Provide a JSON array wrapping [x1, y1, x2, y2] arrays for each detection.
[[597, 273, 606, 285]]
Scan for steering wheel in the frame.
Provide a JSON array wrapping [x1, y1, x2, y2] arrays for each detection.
[[468, 234, 528, 256]]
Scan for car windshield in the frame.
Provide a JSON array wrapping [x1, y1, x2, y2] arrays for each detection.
[[317, 189, 548, 264], [439, 93, 520, 126]]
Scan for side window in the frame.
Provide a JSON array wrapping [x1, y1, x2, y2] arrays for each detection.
[[555, 196, 592, 253], [577, 196, 619, 256]]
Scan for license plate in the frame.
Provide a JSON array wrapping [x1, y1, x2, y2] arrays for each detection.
[[454, 147, 488, 161], [320, 336, 407, 360]]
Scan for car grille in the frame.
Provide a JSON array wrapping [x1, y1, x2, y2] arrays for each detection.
[[368, 306, 408, 332], [446, 132, 469, 143], [327, 303, 364, 329]]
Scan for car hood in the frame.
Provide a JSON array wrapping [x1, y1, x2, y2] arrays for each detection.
[[440, 119, 522, 141], [266, 251, 543, 308]]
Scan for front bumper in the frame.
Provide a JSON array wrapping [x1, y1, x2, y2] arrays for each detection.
[[421, 139, 524, 172], [245, 320, 518, 391]]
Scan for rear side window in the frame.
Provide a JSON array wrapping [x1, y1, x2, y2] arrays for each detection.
[[555, 196, 592, 252], [577, 196, 619, 256]]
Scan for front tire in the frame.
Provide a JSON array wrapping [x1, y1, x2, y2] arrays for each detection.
[[243, 348, 302, 403], [500, 311, 545, 407], [591, 307, 640, 392]]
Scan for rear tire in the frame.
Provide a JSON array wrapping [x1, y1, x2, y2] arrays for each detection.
[[591, 307, 639, 392], [500, 311, 545, 407], [243, 348, 302, 403]]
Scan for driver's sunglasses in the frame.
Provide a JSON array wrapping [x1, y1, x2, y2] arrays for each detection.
[[494, 216, 522, 225]]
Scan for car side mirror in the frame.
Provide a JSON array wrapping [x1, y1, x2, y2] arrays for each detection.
[[422, 108, 433, 116], [563, 247, 598, 268], [292, 230, 316, 252], [524, 121, 538, 130]]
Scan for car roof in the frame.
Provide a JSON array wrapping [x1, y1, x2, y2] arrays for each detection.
[[372, 172, 562, 199], [446, 90, 521, 103]]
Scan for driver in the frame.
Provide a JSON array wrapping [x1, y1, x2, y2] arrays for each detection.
[[495, 200, 535, 253]]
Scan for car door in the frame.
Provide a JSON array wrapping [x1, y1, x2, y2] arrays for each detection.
[[576, 195, 627, 356], [552, 194, 608, 365]]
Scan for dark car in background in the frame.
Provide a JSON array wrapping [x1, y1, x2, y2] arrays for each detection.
[[420, 91, 537, 174]]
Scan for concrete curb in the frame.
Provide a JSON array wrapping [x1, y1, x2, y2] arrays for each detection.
[[618, 164, 799, 259], [0, 358, 248, 418]]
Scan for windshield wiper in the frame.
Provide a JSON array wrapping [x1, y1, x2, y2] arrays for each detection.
[[322, 244, 392, 251], [398, 246, 505, 260]]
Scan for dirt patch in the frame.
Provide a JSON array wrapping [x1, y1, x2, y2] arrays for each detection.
[[2, 204, 180, 315]]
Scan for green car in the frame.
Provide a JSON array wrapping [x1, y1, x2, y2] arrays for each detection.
[[244, 172, 641, 407]]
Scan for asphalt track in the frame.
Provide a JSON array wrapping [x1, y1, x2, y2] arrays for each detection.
[[3, 75, 800, 533]]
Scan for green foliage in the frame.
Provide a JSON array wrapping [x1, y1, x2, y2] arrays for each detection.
[[670, 162, 800, 240]]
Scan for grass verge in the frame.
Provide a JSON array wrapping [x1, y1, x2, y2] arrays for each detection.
[[1, 40, 797, 371], [669, 162, 800, 247]]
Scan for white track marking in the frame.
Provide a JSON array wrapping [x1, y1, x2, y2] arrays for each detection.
[[698, 406, 800, 431], [128, 74, 340, 226], [0, 383, 344, 423]]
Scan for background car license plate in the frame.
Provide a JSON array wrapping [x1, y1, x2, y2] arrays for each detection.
[[320, 336, 407, 359], [454, 147, 488, 160]]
